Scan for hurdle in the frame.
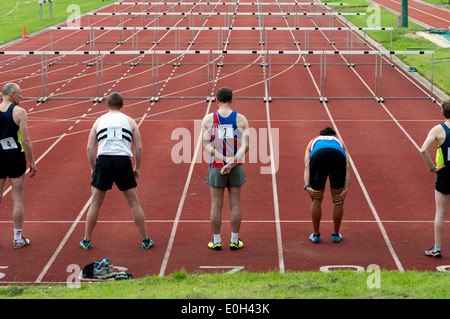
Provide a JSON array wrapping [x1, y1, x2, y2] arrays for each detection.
[[87, 12, 366, 29], [0, 50, 435, 103], [49, 25, 389, 62], [38, 0, 53, 21]]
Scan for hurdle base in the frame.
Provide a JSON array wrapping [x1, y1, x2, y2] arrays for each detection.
[[320, 97, 328, 103]]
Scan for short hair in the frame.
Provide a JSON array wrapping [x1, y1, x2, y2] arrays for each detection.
[[319, 126, 336, 136], [442, 100, 450, 119], [2, 83, 20, 96], [107, 92, 124, 109], [216, 87, 233, 103]]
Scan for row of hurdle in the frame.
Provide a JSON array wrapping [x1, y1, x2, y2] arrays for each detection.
[[0, 50, 436, 103]]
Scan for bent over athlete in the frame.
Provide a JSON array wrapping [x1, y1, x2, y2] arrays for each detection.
[[304, 126, 350, 244], [80, 92, 153, 250]]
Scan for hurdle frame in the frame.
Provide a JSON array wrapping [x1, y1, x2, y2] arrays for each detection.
[[0, 50, 435, 103]]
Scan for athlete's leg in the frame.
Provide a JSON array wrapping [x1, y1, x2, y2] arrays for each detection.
[[228, 186, 242, 234], [434, 190, 450, 248], [84, 187, 106, 241], [9, 174, 26, 230], [210, 186, 225, 234], [310, 190, 324, 235], [123, 187, 148, 240], [331, 187, 345, 235]]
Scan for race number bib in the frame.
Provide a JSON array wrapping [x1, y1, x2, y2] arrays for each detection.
[[107, 127, 122, 140], [218, 124, 233, 139], [0, 137, 18, 150]]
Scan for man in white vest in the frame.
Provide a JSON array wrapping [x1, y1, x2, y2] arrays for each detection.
[[80, 92, 153, 250]]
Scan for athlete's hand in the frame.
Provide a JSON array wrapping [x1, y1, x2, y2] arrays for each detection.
[[220, 162, 236, 175], [433, 165, 446, 173], [29, 163, 37, 177], [134, 167, 140, 179], [332, 189, 348, 205], [305, 187, 324, 200]]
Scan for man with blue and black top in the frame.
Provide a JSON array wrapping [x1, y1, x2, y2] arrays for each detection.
[[0, 83, 37, 248], [304, 126, 350, 244]]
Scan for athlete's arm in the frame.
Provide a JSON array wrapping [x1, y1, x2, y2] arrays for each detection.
[[129, 118, 143, 178], [87, 119, 99, 176], [201, 113, 228, 163], [14, 107, 37, 177], [421, 125, 445, 173], [221, 115, 250, 175]]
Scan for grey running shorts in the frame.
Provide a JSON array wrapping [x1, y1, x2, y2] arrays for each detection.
[[206, 165, 246, 188]]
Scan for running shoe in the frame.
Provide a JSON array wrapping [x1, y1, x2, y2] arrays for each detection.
[[208, 241, 222, 251], [230, 239, 244, 250], [425, 247, 441, 258], [309, 233, 320, 243], [142, 238, 154, 250], [13, 237, 30, 249], [79, 238, 91, 250], [332, 233, 343, 243]]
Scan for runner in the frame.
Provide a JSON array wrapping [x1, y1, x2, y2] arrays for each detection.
[[80, 92, 153, 250], [201, 87, 250, 251], [0, 83, 37, 248], [304, 126, 350, 243]]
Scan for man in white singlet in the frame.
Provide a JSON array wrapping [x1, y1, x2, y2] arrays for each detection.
[[80, 92, 153, 250]]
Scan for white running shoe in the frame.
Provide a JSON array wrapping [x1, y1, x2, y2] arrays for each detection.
[[13, 237, 30, 249]]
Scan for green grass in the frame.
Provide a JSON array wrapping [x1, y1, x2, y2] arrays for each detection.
[[0, 0, 113, 44], [328, 0, 450, 95], [0, 270, 449, 299]]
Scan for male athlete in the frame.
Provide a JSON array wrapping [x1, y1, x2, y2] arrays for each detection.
[[0, 83, 37, 248], [80, 92, 153, 250], [304, 126, 350, 243], [201, 87, 249, 251], [420, 99, 450, 258]]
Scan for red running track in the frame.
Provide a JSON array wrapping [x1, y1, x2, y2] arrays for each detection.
[[0, 1, 449, 285]]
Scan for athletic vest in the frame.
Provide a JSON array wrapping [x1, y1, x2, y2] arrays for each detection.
[[209, 110, 242, 168], [436, 123, 450, 168], [309, 135, 346, 160], [96, 112, 133, 157], [0, 104, 23, 152]]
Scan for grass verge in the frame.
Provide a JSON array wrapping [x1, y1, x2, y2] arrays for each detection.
[[0, 0, 113, 45], [0, 270, 449, 299], [328, 0, 450, 95]]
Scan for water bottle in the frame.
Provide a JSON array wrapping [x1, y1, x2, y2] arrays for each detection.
[[95, 258, 110, 270]]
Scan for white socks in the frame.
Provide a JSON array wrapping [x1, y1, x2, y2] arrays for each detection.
[[213, 233, 239, 244], [231, 232, 239, 244], [14, 228, 22, 241]]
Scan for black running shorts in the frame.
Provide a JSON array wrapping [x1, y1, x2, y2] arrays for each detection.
[[0, 150, 26, 179], [309, 148, 346, 190], [435, 168, 450, 195], [91, 155, 137, 191]]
